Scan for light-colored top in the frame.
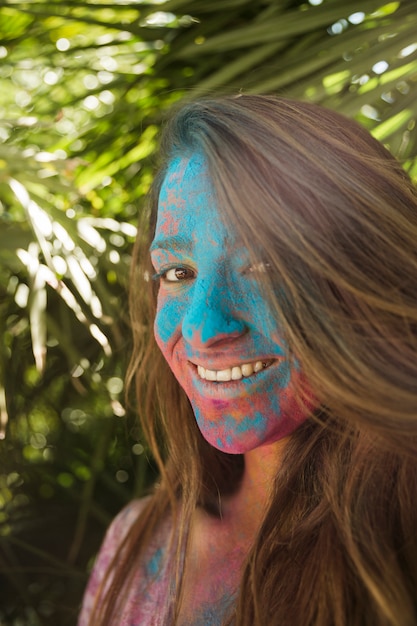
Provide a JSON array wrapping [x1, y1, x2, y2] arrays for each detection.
[[77, 498, 237, 626], [78, 498, 175, 626]]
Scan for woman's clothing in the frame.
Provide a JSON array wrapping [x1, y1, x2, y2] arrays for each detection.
[[78, 497, 237, 625], [78, 498, 175, 626]]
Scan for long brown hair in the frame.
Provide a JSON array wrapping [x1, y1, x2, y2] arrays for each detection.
[[93, 95, 417, 625]]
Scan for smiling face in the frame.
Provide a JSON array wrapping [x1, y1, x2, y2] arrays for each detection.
[[150, 153, 310, 454]]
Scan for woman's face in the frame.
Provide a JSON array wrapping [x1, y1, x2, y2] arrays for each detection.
[[150, 153, 310, 454]]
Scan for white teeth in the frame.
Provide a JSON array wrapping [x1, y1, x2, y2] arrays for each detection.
[[196, 360, 269, 382], [217, 368, 232, 382], [205, 369, 217, 381], [241, 363, 254, 377]]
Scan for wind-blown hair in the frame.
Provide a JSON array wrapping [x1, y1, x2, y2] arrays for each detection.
[[95, 96, 417, 625]]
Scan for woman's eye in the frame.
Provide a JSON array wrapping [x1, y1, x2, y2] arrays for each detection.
[[162, 267, 195, 282]]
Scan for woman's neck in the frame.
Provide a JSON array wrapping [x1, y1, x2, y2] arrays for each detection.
[[177, 438, 289, 625], [222, 436, 289, 534]]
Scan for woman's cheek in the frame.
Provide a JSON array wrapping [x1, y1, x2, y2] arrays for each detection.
[[154, 291, 184, 348]]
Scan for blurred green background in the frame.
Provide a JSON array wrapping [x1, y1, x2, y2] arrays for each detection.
[[0, 0, 417, 624]]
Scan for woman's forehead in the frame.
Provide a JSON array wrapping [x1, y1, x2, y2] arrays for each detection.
[[153, 152, 266, 262], [159, 153, 213, 207], [154, 152, 225, 243]]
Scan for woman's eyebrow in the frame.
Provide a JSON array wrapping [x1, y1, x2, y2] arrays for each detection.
[[150, 235, 192, 253]]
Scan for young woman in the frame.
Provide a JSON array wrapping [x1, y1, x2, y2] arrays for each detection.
[[78, 95, 417, 626]]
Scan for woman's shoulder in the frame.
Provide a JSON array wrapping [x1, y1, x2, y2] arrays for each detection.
[[102, 497, 152, 549], [78, 496, 174, 625], [89, 497, 153, 578]]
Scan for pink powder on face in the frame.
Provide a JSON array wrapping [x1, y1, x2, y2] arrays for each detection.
[[152, 153, 312, 454]]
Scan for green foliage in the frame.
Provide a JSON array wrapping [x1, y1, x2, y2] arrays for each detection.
[[0, 0, 416, 623]]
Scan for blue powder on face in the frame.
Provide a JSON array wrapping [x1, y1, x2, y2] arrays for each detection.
[[151, 153, 308, 454]]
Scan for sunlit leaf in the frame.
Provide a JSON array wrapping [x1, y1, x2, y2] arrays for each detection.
[[0, 384, 8, 440], [28, 266, 47, 373], [177, 0, 388, 55], [372, 108, 415, 141]]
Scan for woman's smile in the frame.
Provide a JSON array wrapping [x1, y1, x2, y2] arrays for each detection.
[[151, 152, 311, 453], [195, 359, 273, 382]]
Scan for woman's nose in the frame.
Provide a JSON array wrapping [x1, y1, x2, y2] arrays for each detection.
[[181, 276, 246, 348]]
